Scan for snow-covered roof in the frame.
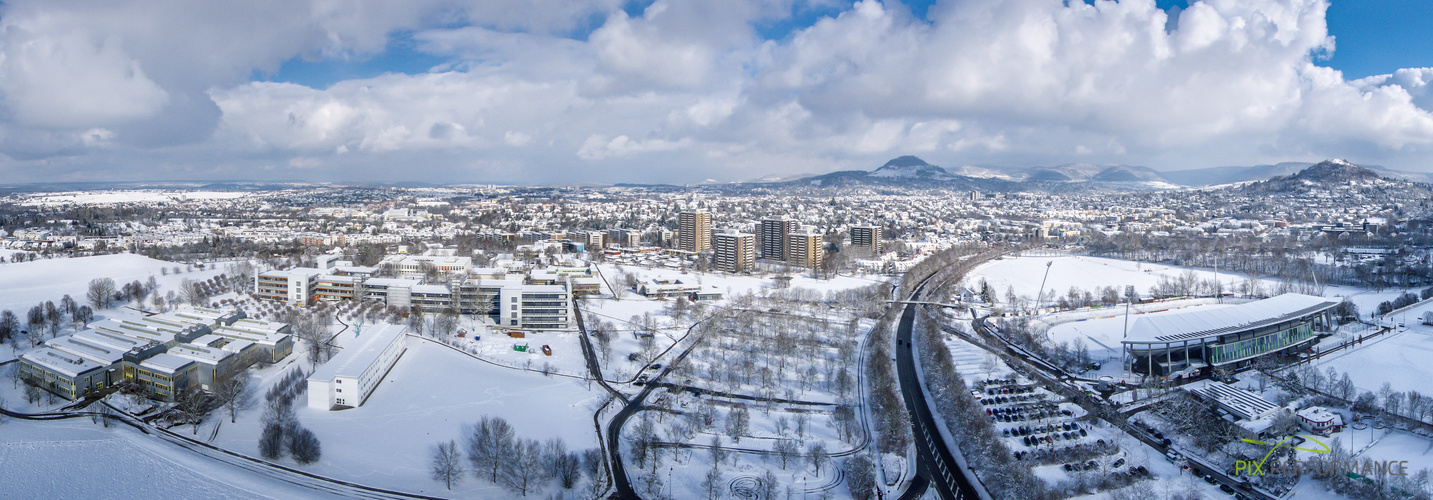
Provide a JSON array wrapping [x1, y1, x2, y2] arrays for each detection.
[[1193, 382, 1279, 421], [1297, 406, 1342, 425], [167, 343, 231, 365], [138, 352, 194, 374], [1122, 293, 1339, 343], [307, 323, 405, 383], [21, 347, 107, 378], [46, 335, 125, 366], [73, 329, 146, 351]]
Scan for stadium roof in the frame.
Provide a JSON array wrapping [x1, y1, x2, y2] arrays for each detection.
[[1121, 293, 1339, 344]]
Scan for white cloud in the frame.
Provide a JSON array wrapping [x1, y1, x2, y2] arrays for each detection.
[[4, 0, 1433, 183]]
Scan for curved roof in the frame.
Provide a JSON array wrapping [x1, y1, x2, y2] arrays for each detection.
[[1121, 293, 1339, 344]]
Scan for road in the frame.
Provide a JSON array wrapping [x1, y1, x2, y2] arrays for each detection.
[[894, 284, 980, 500], [603, 317, 714, 499]]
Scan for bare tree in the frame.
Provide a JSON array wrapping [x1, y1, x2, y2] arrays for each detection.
[[466, 415, 515, 483], [87, 278, 116, 309], [845, 455, 876, 500], [806, 442, 829, 474], [72, 306, 93, 329], [502, 437, 546, 496], [555, 451, 581, 489], [215, 374, 258, 423], [176, 389, 210, 435], [701, 466, 723, 500], [773, 439, 799, 469], [431, 439, 465, 490], [0, 310, 17, 345], [259, 422, 285, 459], [178, 278, 204, 306], [724, 405, 749, 443]]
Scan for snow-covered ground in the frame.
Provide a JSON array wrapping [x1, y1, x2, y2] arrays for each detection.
[[965, 254, 1248, 303], [1312, 305, 1433, 396], [17, 190, 249, 206], [203, 336, 605, 498], [0, 252, 227, 361]]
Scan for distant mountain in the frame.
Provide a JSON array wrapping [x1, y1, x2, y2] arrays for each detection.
[[1161, 160, 1433, 186], [1288, 159, 1382, 183], [869, 155, 953, 179], [1237, 159, 1417, 196]]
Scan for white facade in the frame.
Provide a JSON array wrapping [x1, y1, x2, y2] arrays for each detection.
[[307, 324, 407, 410]]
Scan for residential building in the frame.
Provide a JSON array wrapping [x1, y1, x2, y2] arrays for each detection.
[[760, 217, 800, 260], [678, 211, 712, 252], [850, 225, 883, 253], [785, 226, 825, 269], [713, 231, 756, 273]]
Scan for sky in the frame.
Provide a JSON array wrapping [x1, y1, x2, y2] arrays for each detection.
[[1, 0, 1432, 185]]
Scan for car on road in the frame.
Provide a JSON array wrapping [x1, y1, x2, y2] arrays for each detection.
[[1219, 484, 1235, 494], [1203, 474, 1217, 484], [1161, 438, 1173, 447], [648, 363, 663, 370]]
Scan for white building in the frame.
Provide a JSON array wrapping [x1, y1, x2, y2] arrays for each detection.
[[307, 323, 407, 410], [1296, 406, 1345, 435]]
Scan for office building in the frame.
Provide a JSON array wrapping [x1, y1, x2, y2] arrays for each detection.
[[307, 323, 407, 410]]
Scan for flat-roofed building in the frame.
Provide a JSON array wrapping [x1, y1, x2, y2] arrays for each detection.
[[379, 254, 473, 279], [135, 353, 198, 401], [213, 319, 294, 363], [571, 277, 602, 296], [785, 226, 825, 269], [713, 231, 755, 273], [678, 211, 712, 252], [760, 217, 800, 260], [849, 225, 883, 254], [18, 347, 110, 400], [517, 285, 570, 330], [167, 342, 238, 391], [255, 268, 322, 306], [307, 324, 407, 410]]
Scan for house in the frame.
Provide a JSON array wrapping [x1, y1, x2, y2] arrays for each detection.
[[1296, 406, 1344, 435]]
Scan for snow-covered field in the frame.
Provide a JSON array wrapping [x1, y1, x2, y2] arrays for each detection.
[[208, 337, 605, 498], [18, 190, 249, 206], [1313, 306, 1433, 396], [965, 254, 1244, 303], [0, 253, 226, 361], [0, 379, 331, 498]]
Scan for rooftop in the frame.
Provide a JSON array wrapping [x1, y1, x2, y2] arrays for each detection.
[[308, 323, 406, 382], [139, 353, 195, 374], [21, 347, 107, 378], [1122, 293, 1339, 344]]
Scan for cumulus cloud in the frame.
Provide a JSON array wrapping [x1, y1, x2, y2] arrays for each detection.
[[4, 0, 1433, 183]]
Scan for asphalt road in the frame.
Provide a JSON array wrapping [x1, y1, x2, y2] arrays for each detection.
[[895, 285, 980, 500]]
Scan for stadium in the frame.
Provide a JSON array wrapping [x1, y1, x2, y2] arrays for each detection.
[[1122, 293, 1341, 378]]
